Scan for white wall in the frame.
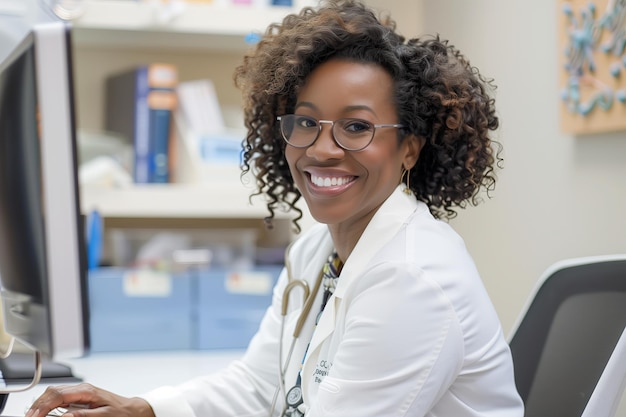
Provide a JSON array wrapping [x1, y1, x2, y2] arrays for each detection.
[[367, 0, 626, 336]]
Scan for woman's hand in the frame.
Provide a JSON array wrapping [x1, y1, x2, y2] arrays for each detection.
[[25, 383, 155, 417]]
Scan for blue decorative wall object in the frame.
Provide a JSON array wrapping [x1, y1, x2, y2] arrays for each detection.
[[559, 0, 626, 133]]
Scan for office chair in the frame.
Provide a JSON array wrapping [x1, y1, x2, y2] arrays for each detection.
[[508, 255, 626, 417]]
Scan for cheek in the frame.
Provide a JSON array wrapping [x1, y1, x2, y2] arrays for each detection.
[[363, 144, 402, 173], [363, 150, 405, 187]]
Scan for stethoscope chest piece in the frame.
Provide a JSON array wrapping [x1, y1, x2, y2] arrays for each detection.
[[285, 385, 305, 416]]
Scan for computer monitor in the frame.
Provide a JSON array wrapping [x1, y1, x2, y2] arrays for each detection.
[[0, 20, 88, 383]]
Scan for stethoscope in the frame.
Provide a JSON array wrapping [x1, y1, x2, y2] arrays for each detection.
[[269, 242, 325, 416]]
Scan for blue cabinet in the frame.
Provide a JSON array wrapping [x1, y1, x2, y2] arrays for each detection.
[[87, 265, 282, 352]]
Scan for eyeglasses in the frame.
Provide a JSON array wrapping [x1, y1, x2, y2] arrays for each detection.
[[277, 114, 404, 151]]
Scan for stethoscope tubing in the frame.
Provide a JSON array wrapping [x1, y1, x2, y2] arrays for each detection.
[[268, 244, 326, 416]]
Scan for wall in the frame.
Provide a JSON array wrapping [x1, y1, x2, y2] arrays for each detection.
[[366, 0, 626, 334], [413, 0, 626, 335], [364, 0, 422, 40]]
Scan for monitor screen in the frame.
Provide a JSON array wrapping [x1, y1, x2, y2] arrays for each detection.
[[0, 21, 88, 363]]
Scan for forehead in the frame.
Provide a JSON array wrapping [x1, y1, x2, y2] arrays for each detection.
[[296, 59, 396, 116]]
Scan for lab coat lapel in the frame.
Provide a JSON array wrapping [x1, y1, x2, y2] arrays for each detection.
[[302, 186, 418, 389], [336, 185, 418, 299]]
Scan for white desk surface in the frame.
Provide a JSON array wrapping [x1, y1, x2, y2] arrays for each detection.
[[2, 349, 245, 416]]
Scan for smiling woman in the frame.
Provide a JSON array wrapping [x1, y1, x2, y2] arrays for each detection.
[[235, 1, 501, 234], [26, 1, 524, 417], [282, 59, 418, 244]]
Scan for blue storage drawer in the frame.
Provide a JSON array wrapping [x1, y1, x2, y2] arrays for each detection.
[[195, 265, 282, 350], [88, 267, 194, 352]]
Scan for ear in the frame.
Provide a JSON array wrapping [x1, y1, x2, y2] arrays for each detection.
[[402, 134, 426, 170]]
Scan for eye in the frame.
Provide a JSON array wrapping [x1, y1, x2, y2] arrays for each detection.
[[294, 115, 318, 129], [340, 119, 373, 135]]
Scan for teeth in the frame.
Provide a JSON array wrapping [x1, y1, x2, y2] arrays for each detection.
[[311, 175, 352, 187]]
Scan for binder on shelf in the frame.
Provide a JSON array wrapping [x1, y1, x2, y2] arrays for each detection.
[[105, 63, 178, 183]]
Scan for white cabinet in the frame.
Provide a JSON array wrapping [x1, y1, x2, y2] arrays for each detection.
[[70, 1, 316, 269], [71, 0, 314, 224]]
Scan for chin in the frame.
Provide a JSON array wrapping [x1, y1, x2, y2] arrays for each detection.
[[306, 203, 355, 226]]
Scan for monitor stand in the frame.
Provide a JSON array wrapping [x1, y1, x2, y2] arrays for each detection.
[[0, 352, 81, 384]]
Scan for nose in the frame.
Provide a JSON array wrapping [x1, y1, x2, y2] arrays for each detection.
[[306, 121, 344, 160]]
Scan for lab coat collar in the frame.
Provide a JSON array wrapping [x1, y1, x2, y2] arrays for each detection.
[[303, 185, 419, 388], [334, 184, 419, 299]]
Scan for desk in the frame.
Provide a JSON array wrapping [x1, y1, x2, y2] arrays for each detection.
[[2, 350, 245, 416]]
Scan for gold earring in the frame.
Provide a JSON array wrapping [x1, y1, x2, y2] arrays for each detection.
[[401, 168, 412, 195]]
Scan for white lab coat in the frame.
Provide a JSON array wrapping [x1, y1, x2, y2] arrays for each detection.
[[142, 185, 524, 417]]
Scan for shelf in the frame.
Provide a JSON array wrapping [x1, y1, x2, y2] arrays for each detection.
[[71, 0, 314, 51], [81, 182, 275, 218], [79, 164, 313, 222], [80, 181, 316, 233], [71, 0, 318, 231]]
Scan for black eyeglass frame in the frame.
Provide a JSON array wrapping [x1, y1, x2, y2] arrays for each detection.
[[276, 114, 405, 151]]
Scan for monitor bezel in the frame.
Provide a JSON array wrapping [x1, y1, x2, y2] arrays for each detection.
[[0, 20, 88, 361]]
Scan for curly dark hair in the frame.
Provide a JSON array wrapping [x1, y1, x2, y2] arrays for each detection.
[[234, 0, 501, 232]]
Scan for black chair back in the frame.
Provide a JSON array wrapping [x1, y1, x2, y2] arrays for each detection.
[[509, 257, 626, 417]]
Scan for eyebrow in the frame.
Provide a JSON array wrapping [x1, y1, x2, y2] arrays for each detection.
[[294, 102, 378, 116]]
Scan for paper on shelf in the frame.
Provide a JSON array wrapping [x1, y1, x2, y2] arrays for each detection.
[[171, 108, 246, 184], [176, 78, 224, 134]]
